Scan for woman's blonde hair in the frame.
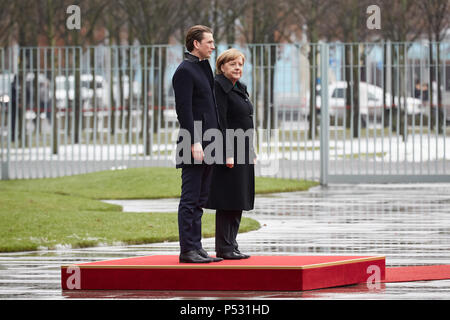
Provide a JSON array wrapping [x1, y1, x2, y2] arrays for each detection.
[[216, 48, 245, 75]]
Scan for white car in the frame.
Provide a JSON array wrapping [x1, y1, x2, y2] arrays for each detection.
[[324, 81, 424, 118], [55, 74, 108, 109]]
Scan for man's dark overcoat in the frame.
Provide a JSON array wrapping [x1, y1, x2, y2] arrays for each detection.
[[172, 52, 220, 168]]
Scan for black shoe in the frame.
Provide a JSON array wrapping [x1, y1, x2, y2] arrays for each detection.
[[197, 248, 223, 262], [217, 251, 249, 260], [179, 250, 213, 263], [234, 249, 250, 259]]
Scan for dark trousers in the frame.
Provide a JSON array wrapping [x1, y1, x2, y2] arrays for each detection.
[[215, 209, 243, 254], [178, 164, 213, 254]]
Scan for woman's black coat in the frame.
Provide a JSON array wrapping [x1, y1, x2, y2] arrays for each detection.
[[206, 74, 256, 211]]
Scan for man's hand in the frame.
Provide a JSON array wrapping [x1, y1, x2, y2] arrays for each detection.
[[191, 142, 204, 162], [226, 157, 234, 168]]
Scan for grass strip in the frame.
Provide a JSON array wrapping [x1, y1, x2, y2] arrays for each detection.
[[0, 167, 318, 252]]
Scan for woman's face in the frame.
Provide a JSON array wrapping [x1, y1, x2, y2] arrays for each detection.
[[221, 56, 244, 84]]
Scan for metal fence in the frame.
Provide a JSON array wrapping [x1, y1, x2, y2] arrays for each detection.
[[1, 42, 449, 183], [320, 42, 450, 183]]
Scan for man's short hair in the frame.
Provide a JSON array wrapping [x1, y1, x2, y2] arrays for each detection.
[[185, 25, 213, 52]]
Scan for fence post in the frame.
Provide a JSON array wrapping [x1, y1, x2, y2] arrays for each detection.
[[1, 94, 10, 179], [320, 42, 329, 186], [1, 48, 10, 180], [1, 157, 9, 180]]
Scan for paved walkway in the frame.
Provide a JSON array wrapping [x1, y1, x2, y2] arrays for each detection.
[[1, 184, 450, 299]]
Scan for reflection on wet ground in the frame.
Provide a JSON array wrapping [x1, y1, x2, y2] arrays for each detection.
[[1, 184, 450, 299]]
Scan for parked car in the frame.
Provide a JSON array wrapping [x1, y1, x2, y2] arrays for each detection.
[[325, 81, 423, 116], [55, 74, 108, 110], [314, 81, 425, 126], [110, 75, 141, 108], [0, 73, 52, 106]]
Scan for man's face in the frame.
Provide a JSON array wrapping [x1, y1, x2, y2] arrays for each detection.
[[194, 32, 215, 60]]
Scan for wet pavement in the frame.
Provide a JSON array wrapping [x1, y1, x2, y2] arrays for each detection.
[[1, 183, 450, 300]]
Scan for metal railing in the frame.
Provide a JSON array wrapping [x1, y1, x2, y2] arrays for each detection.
[[1, 42, 449, 183], [321, 42, 450, 183]]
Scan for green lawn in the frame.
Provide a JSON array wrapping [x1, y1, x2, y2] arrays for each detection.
[[0, 167, 318, 252]]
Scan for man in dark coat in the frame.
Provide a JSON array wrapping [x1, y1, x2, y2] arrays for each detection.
[[172, 25, 222, 263]]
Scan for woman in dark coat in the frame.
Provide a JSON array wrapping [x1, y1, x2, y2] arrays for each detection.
[[206, 48, 256, 260]]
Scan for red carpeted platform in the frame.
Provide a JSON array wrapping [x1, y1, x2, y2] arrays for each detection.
[[384, 265, 450, 283], [61, 255, 385, 291]]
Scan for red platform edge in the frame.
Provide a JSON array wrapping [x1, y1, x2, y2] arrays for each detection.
[[61, 255, 386, 291]]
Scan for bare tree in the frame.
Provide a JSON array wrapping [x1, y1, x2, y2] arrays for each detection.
[[117, 0, 183, 154], [237, 0, 292, 130], [2, 1, 41, 146], [379, 0, 423, 138], [380, 0, 423, 42], [119, 0, 181, 45], [418, 0, 450, 133], [57, 0, 109, 149], [0, 1, 16, 46], [326, 0, 373, 137], [289, 0, 335, 139]]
